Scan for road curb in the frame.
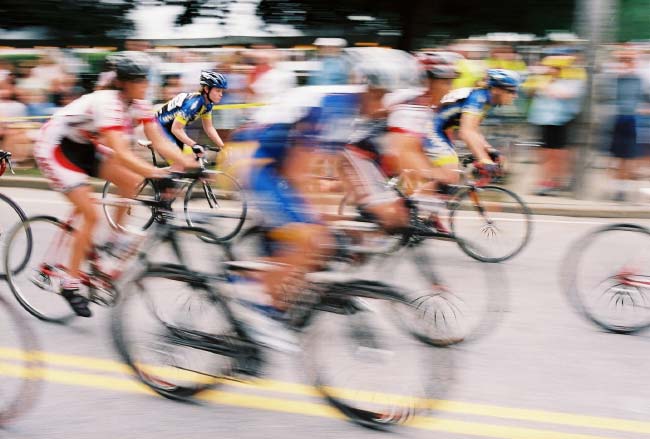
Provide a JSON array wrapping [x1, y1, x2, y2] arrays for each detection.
[[3, 176, 650, 219]]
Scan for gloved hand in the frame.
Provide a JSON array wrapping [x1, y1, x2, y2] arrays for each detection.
[[487, 148, 501, 163], [191, 144, 207, 157], [475, 158, 500, 177]]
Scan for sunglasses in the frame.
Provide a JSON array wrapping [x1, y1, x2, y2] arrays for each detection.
[[501, 88, 518, 94]]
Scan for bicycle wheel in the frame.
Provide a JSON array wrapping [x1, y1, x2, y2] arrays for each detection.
[[396, 243, 507, 347], [0, 192, 30, 280], [112, 267, 242, 400], [102, 179, 157, 232], [4, 216, 77, 323], [300, 280, 452, 429], [184, 172, 247, 243], [564, 223, 650, 334], [449, 185, 532, 263], [0, 294, 42, 424]]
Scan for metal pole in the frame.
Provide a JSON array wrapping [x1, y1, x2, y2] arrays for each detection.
[[573, 0, 617, 199]]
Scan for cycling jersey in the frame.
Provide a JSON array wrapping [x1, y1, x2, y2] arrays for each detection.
[[155, 92, 213, 146], [384, 89, 458, 166], [429, 87, 493, 160], [249, 85, 364, 168], [34, 90, 154, 192], [245, 85, 399, 227], [435, 87, 492, 133]]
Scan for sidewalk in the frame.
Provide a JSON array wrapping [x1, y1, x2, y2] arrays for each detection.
[[2, 159, 650, 219]]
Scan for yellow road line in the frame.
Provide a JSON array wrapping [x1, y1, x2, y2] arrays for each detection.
[[0, 361, 626, 439], [0, 348, 648, 435]]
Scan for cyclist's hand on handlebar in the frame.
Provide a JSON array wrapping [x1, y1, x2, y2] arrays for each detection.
[[475, 159, 500, 176], [487, 148, 501, 162], [191, 144, 206, 157]]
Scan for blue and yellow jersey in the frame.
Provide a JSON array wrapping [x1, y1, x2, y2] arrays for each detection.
[[155, 92, 213, 134], [434, 87, 492, 134]]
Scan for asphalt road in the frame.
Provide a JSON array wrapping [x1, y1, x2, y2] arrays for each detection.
[[1, 187, 650, 439]]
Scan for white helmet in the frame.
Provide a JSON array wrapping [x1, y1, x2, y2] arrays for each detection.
[[343, 47, 423, 91]]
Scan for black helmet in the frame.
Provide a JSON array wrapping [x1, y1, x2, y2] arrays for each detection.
[[107, 51, 152, 81]]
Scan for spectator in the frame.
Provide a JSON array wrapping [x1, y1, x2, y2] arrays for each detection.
[[248, 50, 296, 103], [527, 55, 585, 196], [606, 49, 650, 201], [308, 38, 350, 86]]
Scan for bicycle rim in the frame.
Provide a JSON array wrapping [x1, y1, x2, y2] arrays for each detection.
[[184, 173, 247, 242], [0, 192, 30, 279], [301, 281, 453, 429], [563, 223, 650, 333], [102, 179, 157, 232], [4, 216, 77, 323], [0, 296, 42, 424], [449, 185, 532, 262], [112, 267, 239, 400]]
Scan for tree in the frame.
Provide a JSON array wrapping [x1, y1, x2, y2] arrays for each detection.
[[0, 0, 137, 40], [256, 0, 577, 50]]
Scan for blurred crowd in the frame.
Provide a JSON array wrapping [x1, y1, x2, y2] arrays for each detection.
[[2, 38, 650, 201]]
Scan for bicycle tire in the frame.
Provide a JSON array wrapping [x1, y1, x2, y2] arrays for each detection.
[[449, 185, 532, 263], [0, 192, 30, 280], [299, 279, 452, 429], [563, 223, 650, 334], [4, 216, 77, 324], [102, 179, 157, 232], [112, 266, 243, 400], [0, 293, 42, 424], [184, 172, 247, 243]]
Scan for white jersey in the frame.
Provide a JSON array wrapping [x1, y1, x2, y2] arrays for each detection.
[[47, 90, 154, 144], [385, 89, 437, 152], [34, 90, 156, 193]]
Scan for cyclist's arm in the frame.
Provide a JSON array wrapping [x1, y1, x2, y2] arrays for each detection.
[[201, 115, 225, 148], [143, 120, 196, 169], [101, 130, 163, 178], [458, 112, 492, 162], [170, 117, 198, 147]]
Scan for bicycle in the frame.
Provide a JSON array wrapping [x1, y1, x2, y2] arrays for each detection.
[[338, 152, 533, 263], [111, 245, 453, 429], [3, 171, 226, 324], [0, 290, 42, 425], [234, 195, 506, 347], [0, 150, 31, 280], [563, 223, 650, 334], [102, 140, 247, 242]]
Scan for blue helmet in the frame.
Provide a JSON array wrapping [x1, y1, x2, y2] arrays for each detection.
[[200, 70, 228, 89], [486, 69, 521, 89]]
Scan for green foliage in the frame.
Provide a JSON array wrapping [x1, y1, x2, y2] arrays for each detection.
[[619, 0, 650, 41]]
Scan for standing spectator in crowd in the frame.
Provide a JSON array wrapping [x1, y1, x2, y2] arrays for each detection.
[[308, 38, 350, 86], [248, 50, 296, 103], [604, 49, 650, 201], [527, 55, 585, 196]]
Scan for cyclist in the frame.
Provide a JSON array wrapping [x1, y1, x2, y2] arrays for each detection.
[[244, 48, 421, 317], [432, 68, 522, 178], [155, 70, 227, 157], [384, 53, 461, 195], [33, 51, 195, 318]]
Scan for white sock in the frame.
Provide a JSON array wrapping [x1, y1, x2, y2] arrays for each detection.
[[61, 277, 80, 290]]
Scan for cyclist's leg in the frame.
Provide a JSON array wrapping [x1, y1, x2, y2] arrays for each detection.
[[249, 165, 332, 309], [339, 149, 409, 231], [64, 185, 99, 279], [98, 151, 146, 229]]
